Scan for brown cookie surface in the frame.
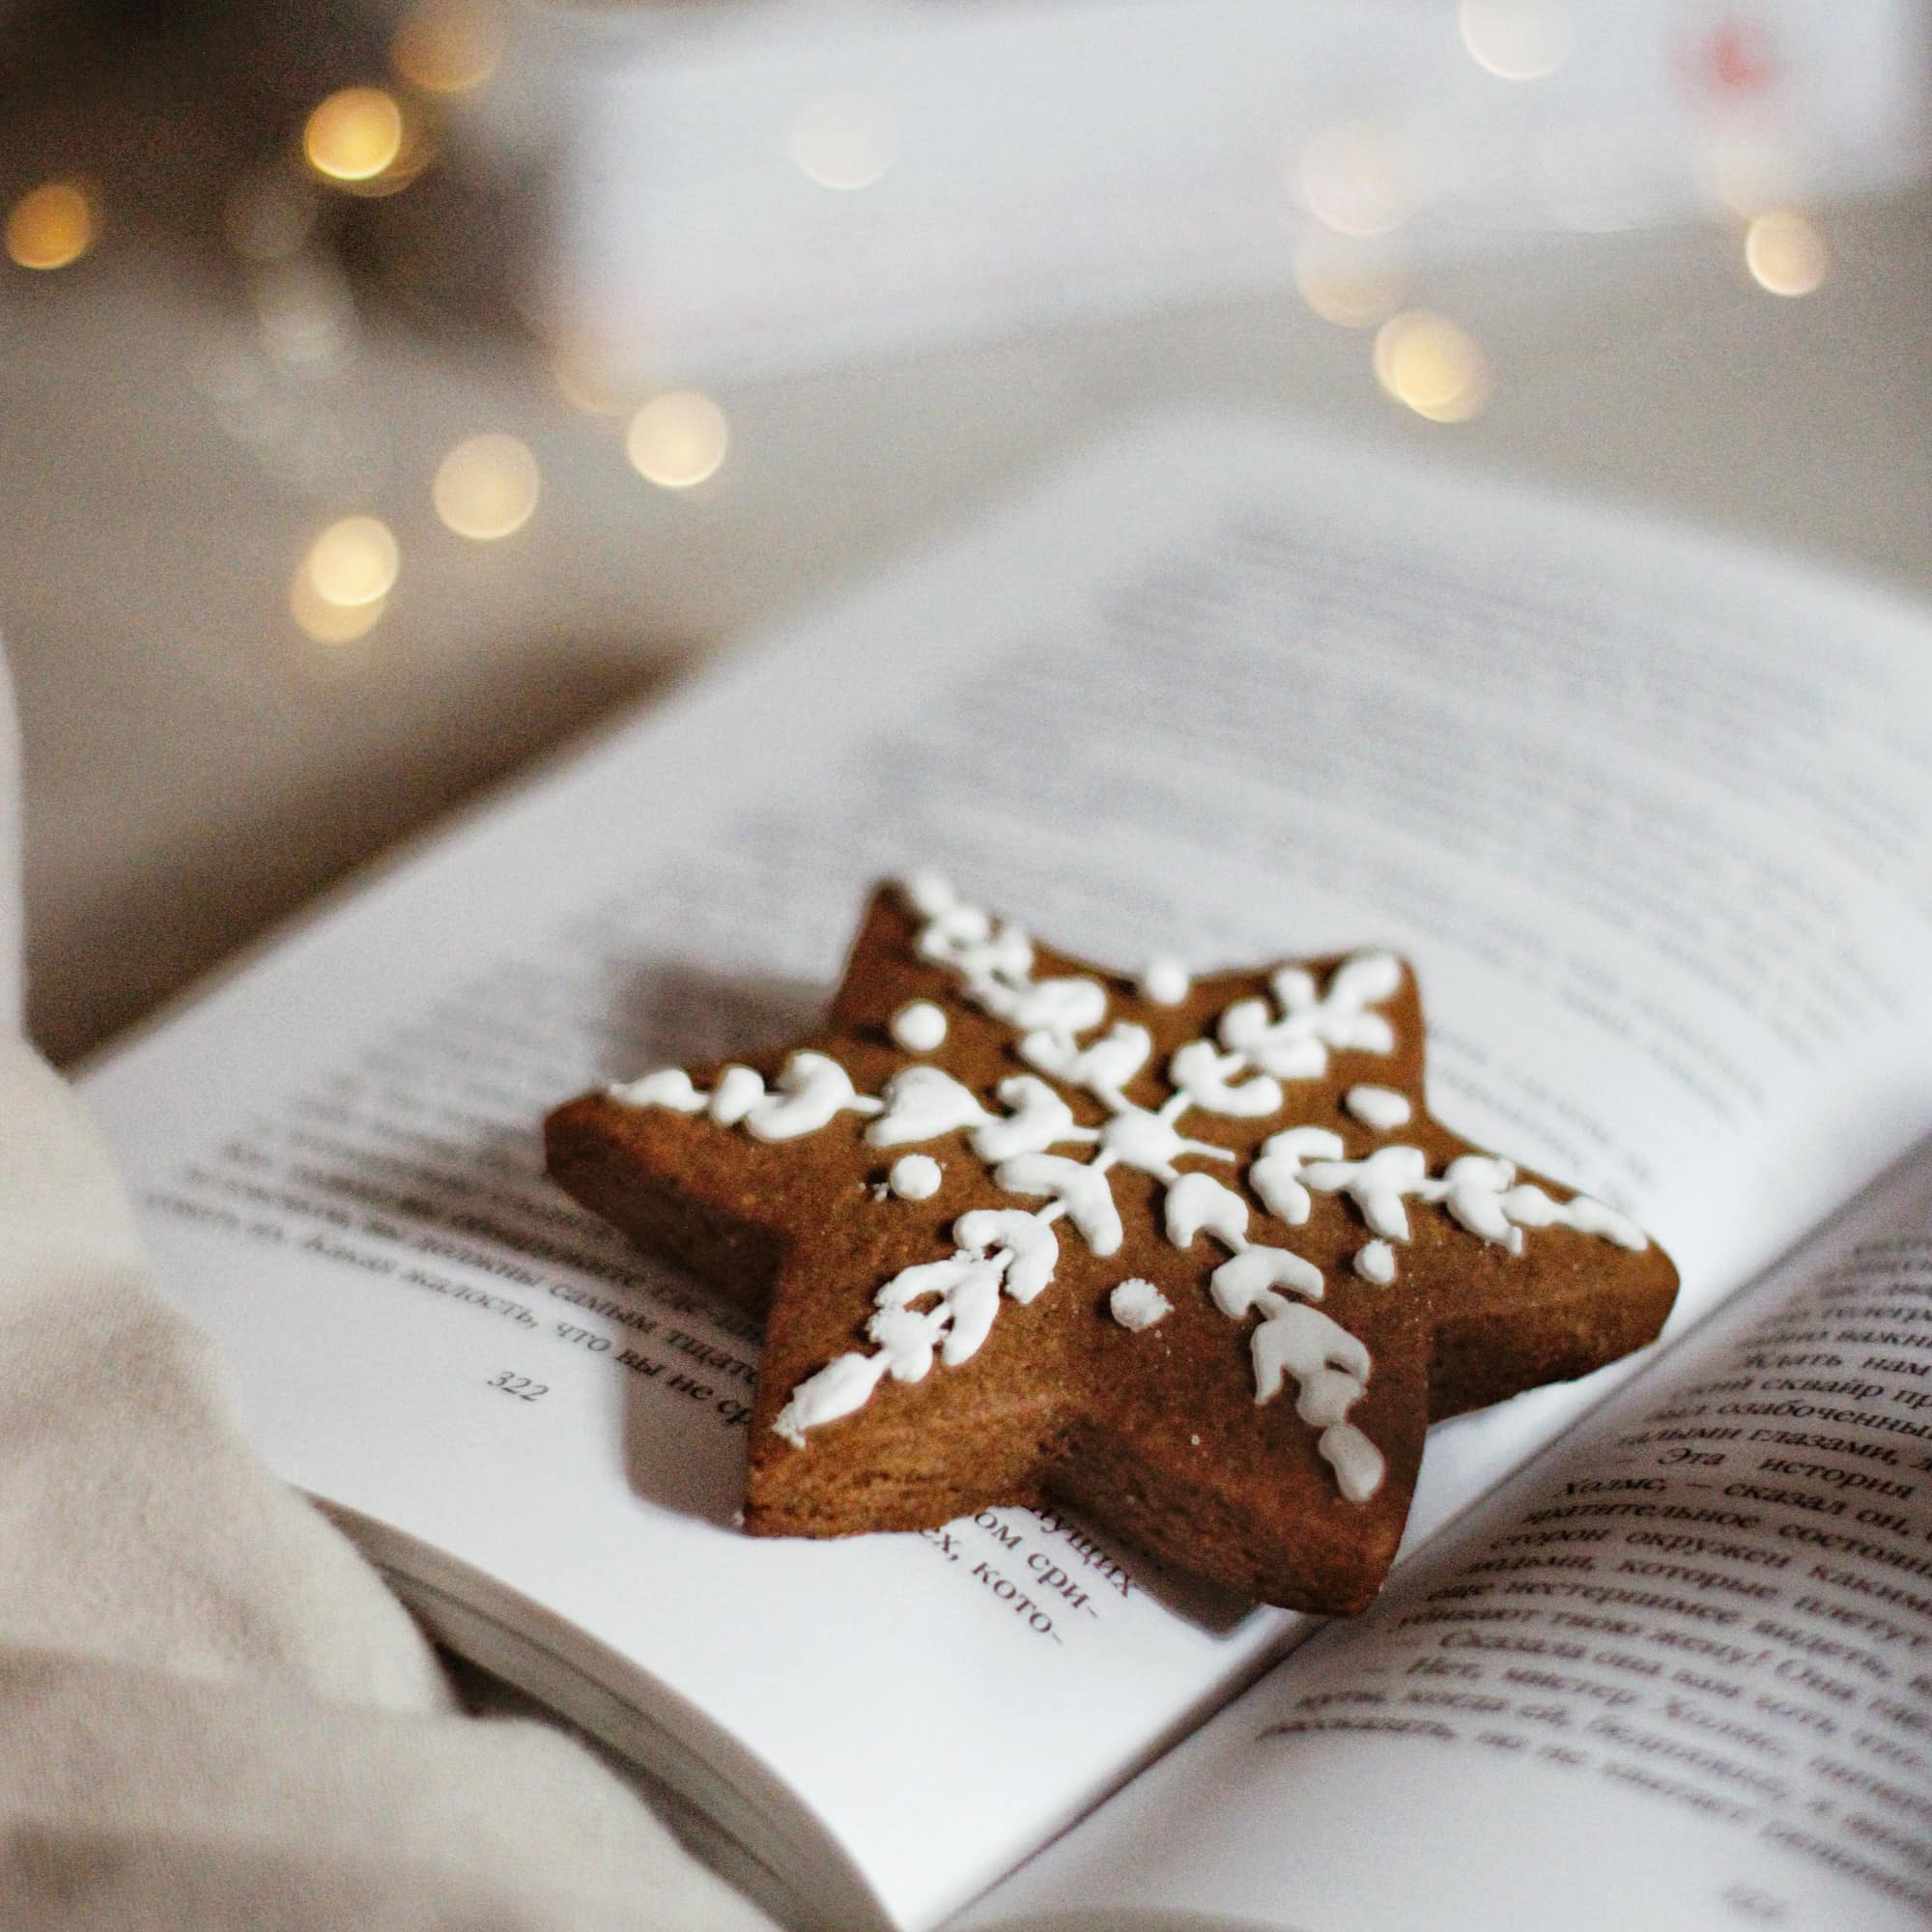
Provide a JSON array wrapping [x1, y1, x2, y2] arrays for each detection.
[[546, 878, 1677, 1614]]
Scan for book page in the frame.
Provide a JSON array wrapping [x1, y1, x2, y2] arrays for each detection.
[[80, 417, 1932, 1929], [964, 1145, 1932, 1932]]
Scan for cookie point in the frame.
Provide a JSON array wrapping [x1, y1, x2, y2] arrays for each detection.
[[898, 869, 957, 918]]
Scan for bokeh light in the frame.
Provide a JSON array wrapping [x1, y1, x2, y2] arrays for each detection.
[[291, 568, 387, 644], [434, 433, 541, 539], [1297, 121, 1413, 239], [790, 94, 898, 190], [626, 391, 729, 490], [391, 0, 506, 96], [1745, 212, 1827, 298], [1293, 238, 1405, 327], [1458, 0, 1573, 80], [305, 515, 401, 607], [304, 87, 406, 184], [6, 181, 98, 271], [1373, 311, 1492, 422]]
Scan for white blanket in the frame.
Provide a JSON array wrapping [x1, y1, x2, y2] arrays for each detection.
[[1, 667, 773, 1930]]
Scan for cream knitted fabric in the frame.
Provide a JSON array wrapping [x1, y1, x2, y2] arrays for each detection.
[[0, 657, 774, 1932]]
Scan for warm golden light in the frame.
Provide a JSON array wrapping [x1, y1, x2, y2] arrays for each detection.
[[348, 122, 436, 200], [1297, 121, 1412, 238], [305, 516, 401, 607], [790, 94, 897, 190], [1374, 311, 1492, 422], [1458, 0, 1573, 80], [392, 0, 506, 95], [1293, 238, 1405, 328], [434, 432, 540, 539], [1745, 212, 1827, 298], [626, 391, 729, 490], [292, 567, 387, 644], [6, 181, 98, 271], [304, 87, 406, 183]]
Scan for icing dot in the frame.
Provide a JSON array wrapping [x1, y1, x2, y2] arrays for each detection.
[[1141, 955, 1191, 1006], [888, 1153, 942, 1201], [890, 1000, 949, 1053], [1109, 1277, 1172, 1331], [1354, 1239, 1397, 1285], [1345, 1085, 1412, 1132]]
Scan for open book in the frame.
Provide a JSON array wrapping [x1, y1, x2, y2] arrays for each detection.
[[78, 417, 1932, 1930]]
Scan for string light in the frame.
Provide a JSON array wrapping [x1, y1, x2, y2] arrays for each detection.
[[1296, 121, 1413, 239], [5, 181, 98, 270], [790, 94, 897, 191], [391, 0, 506, 96], [1745, 212, 1827, 298], [304, 87, 406, 184], [434, 433, 540, 539], [1458, 0, 1573, 81], [1293, 238, 1405, 327], [1374, 311, 1492, 422], [304, 515, 400, 607], [626, 391, 729, 490]]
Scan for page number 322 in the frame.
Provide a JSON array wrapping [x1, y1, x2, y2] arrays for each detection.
[[487, 1371, 548, 1404]]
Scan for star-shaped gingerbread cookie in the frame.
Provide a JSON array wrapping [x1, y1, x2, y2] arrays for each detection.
[[545, 876, 1677, 1614]]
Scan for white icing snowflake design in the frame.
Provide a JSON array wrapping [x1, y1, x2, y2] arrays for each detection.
[[611, 874, 1648, 1504]]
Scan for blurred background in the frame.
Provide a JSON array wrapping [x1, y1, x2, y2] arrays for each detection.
[[3, 0, 1927, 1065]]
